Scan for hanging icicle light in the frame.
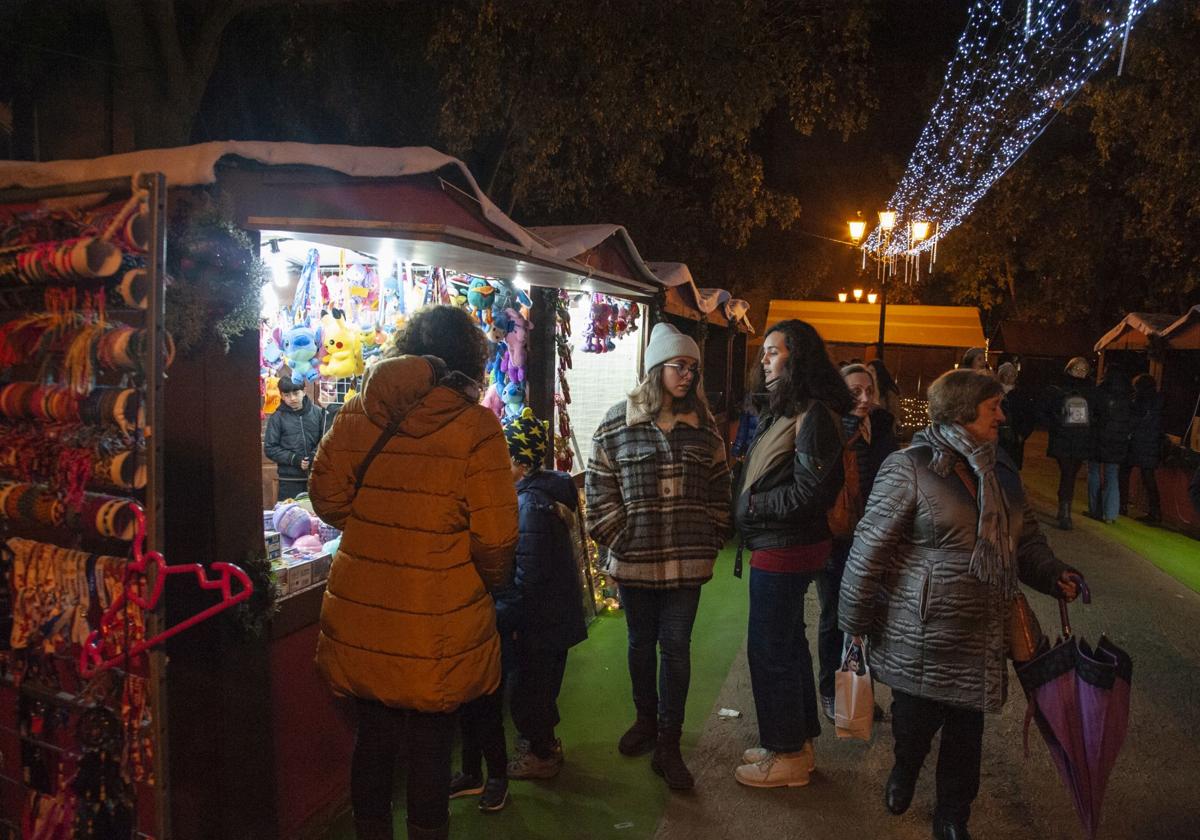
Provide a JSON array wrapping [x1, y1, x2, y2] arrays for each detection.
[[864, 0, 1161, 261]]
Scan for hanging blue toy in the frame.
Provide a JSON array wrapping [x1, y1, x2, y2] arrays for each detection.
[[292, 248, 320, 324]]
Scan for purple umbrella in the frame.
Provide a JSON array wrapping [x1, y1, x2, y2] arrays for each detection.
[[1016, 577, 1132, 840]]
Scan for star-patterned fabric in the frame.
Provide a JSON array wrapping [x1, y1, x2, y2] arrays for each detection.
[[502, 407, 549, 469]]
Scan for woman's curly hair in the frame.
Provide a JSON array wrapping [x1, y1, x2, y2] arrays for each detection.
[[750, 319, 854, 417], [384, 305, 488, 381]]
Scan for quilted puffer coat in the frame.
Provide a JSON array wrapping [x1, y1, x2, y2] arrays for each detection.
[[839, 428, 1069, 713], [309, 355, 518, 712]]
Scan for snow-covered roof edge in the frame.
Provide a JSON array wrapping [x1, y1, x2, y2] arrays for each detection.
[[527, 224, 660, 286], [1094, 312, 1178, 351], [0, 140, 537, 252], [1162, 305, 1200, 339], [647, 261, 753, 331]]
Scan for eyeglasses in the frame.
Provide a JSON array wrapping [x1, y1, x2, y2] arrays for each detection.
[[663, 362, 701, 378]]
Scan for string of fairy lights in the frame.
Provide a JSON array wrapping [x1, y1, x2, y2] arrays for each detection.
[[862, 0, 1162, 269]]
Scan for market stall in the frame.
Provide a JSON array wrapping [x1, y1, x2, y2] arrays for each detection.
[[0, 141, 669, 840]]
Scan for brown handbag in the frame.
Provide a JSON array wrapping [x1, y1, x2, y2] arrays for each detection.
[[1009, 591, 1045, 662]]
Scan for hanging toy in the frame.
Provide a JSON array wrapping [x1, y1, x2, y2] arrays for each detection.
[[466, 277, 496, 327], [262, 327, 283, 367], [503, 308, 532, 382], [584, 296, 613, 353], [281, 322, 321, 384], [319, 308, 364, 379], [481, 381, 505, 417], [291, 248, 320, 324], [501, 380, 527, 419], [262, 375, 281, 415]]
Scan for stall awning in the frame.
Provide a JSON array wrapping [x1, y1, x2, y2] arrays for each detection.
[[1162, 306, 1200, 350], [1093, 312, 1177, 352], [0, 141, 663, 300], [647, 262, 754, 332], [762, 300, 983, 348], [992, 320, 1093, 358]]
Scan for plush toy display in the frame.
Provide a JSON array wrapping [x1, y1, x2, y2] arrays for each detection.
[[281, 323, 321, 384], [501, 380, 526, 418], [319, 309, 364, 379], [584, 297, 614, 353], [273, 502, 313, 541], [503, 308, 531, 382], [262, 375, 281, 415], [466, 278, 496, 326]]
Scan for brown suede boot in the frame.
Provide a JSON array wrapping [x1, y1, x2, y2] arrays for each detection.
[[651, 727, 694, 791]]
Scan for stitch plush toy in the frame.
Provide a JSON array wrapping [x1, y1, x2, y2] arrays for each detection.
[[319, 309, 364, 379], [501, 380, 526, 419], [281, 323, 321, 384]]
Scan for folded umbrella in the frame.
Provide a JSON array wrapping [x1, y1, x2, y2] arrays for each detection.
[[1016, 575, 1132, 840]]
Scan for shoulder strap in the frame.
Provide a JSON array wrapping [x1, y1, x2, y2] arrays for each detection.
[[353, 416, 403, 491]]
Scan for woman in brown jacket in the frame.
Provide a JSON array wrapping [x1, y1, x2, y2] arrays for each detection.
[[309, 306, 518, 840]]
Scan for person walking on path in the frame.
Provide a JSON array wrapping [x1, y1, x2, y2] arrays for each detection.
[[815, 363, 897, 724], [1119, 373, 1165, 523], [839, 368, 1080, 840], [731, 320, 852, 789], [497, 408, 589, 781], [996, 362, 1036, 470], [585, 322, 731, 792], [309, 306, 518, 840], [1043, 356, 1095, 530], [1087, 369, 1133, 523], [264, 369, 332, 501]]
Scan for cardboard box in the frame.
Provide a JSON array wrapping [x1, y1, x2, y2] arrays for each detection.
[[310, 551, 332, 584], [263, 510, 275, 530], [288, 556, 313, 592], [264, 531, 282, 562], [271, 560, 291, 598]]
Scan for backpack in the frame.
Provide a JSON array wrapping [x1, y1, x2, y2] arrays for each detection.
[[1061, 393, 1090, 428], [827, 429, 864, 539]]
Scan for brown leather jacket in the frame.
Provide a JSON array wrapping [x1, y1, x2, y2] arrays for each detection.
[[310, 356, 517, 712]]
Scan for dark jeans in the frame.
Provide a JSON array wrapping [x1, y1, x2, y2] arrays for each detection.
[[459, 688, 507, 780], [816, 543, 850, 701], [510, 643, 569, 757], [1119, 464, 1162, 517], [277, 477, 308, 502], [747, 567, 822, 752], [618, 584, 702, 731], [891, 689, 984, 824], [1055, 457, 1084, 506], [351, 699, 455, 832]]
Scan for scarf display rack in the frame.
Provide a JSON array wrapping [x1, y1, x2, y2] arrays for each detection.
[[0, 174, 168, 840]]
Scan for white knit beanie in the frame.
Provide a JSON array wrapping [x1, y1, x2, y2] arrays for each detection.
[[644, 322, 701, 371]]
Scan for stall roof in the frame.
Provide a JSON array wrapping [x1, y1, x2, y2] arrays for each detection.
[[1093, 312, 1177, 352], [763, 300, 984, 348], [1162, 305, 1200, 350], [0, 141, 663, 300], [648, 261, 754, 332], [992, 320, 1094, 359]]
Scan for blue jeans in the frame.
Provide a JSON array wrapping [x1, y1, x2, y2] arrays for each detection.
[[1087, 461, 1120, 521], [748, 568, 822, 752], [618, 584, 702, 731]]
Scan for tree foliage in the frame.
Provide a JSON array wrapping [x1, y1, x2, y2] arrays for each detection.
[[933, 0, 1200, 329]]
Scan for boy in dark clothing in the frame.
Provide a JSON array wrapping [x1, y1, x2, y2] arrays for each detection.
[[497, 408, 588, 779], [263, 371, 330, 501], [1042, 357, 1095, 530]]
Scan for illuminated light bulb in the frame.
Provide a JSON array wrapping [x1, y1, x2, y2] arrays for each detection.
[[867, 291, 878, 304], [848, 219, 867, 242], [911, 221, 931, 242], [852, 288, 864, 302], [878, 211, 897, 231], [837, 291, 849, 303]]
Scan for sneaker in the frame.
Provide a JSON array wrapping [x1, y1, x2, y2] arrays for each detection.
[[741, 740, 815, 771], [477, 777, 509, 812], [820, 694, 835, 723], [508, 741, 564, 779], [734, 751, 811, 788], [448, 771, 483, 799]]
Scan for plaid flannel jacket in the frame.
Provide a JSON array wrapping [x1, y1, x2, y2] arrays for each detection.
[[585, 400, 732, 588]]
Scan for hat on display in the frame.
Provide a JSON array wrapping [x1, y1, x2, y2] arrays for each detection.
[[1064, 357, 1091, 379], [277, 368, 304, 394], [644, 322, 701, 371], [503, 407, 549, 470]]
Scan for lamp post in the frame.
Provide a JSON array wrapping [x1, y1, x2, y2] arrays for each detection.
[[848, 210, 897, 361]]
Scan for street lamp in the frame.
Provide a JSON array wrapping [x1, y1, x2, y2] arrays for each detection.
[[866, 291, 877, 305], [837, 290, 848, 303], [852, 287, 863, 302]]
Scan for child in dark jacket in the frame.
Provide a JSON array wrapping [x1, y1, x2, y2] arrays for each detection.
[[497, 408, 588, 779]]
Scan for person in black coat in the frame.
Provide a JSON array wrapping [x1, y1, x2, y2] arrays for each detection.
[[1042, 357, 1095, 529], [1087, 370, 1133, 523], [816, 363, 898, 723], [997, 362, 1036, 470], [496, 409, 588, 780], [263, 371, 331, 501], [1119, 374, 1165, 523]]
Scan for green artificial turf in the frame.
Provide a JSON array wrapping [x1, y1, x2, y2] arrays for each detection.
[[324, 544, 750, 840]]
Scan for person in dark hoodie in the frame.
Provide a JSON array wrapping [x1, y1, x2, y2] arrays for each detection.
[[1043, 357, 1095, 529], [264, 370, 331, 501], [1120, 374, 1165, 523], [1087, 369, 1133, 523], [496, 408, 588, 781]]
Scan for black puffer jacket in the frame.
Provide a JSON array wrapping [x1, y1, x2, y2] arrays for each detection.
[[1044, 376, 1095, 461], [840, 430, 1069, 712], [1090, 376, 1133, 464], [733, 401, 844, 550], [495, 469, 589, 651], [1126, 389, 1164, 469], [264, 397, 330, 480]]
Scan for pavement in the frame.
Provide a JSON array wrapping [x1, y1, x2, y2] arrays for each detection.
[[653, 444, 1200, 840]]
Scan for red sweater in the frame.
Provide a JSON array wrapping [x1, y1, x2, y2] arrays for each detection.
[[750, 540, 832, 574]]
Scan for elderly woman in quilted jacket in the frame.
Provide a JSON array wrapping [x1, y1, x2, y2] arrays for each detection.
[[840, 369, 1079, 840], [586, 322, 731, 792], [309, 306, 518, 840]]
